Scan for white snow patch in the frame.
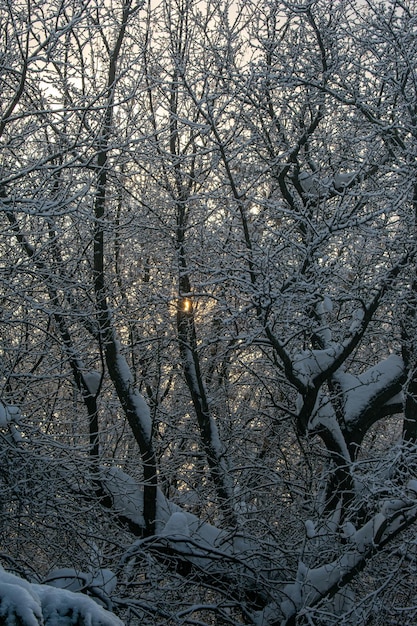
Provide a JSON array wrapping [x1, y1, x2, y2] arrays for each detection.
[[101, 466, 146, 528], [333, 355, 404, 423], [90, 569, 117, 597], [44, 568, 89, 592], [281, 561, 307, 617], [293, 346, 341, 388], [102, 468, 271, 583], [208, 414, 223, 456], [348, 308, 365, 334], [100, 467, 187, 534], [322, 295, 333, 313], [299, 171, 321, 196], [161, 512, 190, 538], [114, 346, 134, 386], [34, 583, 124, 625], [353, 513, 385, 552], [0, 582, 43, 626], [281, 514, 387, 619], [130, 390, 152, 443], [308, 394, 350, 461], [84, 371, 101, 396], [252, 602, 282, 626], [0, 569, 42, 626], [316, 295, 333, 316], [113, 342, 152, 443], [44, 567, 117, 600], [0, 403, 22, 428], [299, 170, 314, 191], [341, 521, 356, 541], [334, 172, 355, 188], [316, 326, 332, 345], [305, 520, 316, 539], [380, 498, 408, 518], [156, 501, 266, 573], [0, 568, 123, 626]]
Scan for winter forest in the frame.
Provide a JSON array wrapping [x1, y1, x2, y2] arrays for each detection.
[[1, 0, 417, 624]]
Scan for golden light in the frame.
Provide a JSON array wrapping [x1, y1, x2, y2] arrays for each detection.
[[182, 298, 192, 313]]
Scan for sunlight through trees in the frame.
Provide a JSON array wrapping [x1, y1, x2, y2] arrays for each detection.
[[1, 0, 417, 624]]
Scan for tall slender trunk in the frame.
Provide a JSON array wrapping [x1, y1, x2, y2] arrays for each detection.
[[92, 0, 157, 535], [402, 180, 417, 443]]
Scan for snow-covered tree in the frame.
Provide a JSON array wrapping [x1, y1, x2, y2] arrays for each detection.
[[2, 0, 417, 624]]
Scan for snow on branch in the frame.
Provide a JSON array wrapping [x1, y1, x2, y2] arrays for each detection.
[[293, 346, 343, 389], [0, 568, 123, 626], [299, 170, 357, 199], [104, 466, 280, 605], [87, 462, 417, 625], [110, 466, 274, 576], [0, 402, 22, 428], [295, 352, 404, 436], [108, 339, 153, 446], [333, 354, 404, 425], [43, 567, 117, 610], [307, 393, 351, 461], [280, 482, 417, 625], [100, 466, 147, 531], [155, 510, 272, 578]]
